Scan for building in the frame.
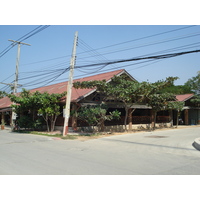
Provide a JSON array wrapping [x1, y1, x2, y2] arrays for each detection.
[[175, 94, 200, 125], [0, 69, 199, 131]]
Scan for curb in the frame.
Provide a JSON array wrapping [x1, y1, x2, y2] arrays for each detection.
[[193, 138, 200, 151]]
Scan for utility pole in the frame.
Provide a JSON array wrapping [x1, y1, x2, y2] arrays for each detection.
[[8, 40, 31, 94], [63, 31, 78, 136], [8, 39, 31, 128]]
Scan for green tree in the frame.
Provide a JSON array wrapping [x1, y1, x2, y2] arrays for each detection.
[[191, 95, 200, 106], [167, 101, 185, 128], [184, 71, 200, 94], [74, 75, 149, 131], [147, 93, 176, 129], [74, 75, 178, 131], [38, 92, 66, 132], [77, 104, 121, 132], [8, 89, 66, 132], [160, 84, 192, 94], [0, 91, 6, 99]]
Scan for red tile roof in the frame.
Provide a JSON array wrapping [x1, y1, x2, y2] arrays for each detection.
[[0, 69, 125, 109], [176, 94, 194, 102], [0, 96, 12, 109], [30, 69, 125, 101]]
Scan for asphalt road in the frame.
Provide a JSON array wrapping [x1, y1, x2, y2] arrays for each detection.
[[0, 126, 200, 175]]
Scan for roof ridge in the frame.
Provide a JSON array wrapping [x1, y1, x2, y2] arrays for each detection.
[[30, 69, 124, 91]]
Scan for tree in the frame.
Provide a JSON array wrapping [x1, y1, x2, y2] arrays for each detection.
[[147, 93, 176, 129], [74, 75, 150, 131], [38, 92, 66, 132], [0, 91, 6, 99], [74, 75, 178, 131], [8, 89, 66, 132], [184, 71, 200, 94], [160, 84, 192, 94], [8, 89, 42, 124], [167, 101, 185, 128], [77, 104, 121, 132], [191, 95, 200, 106]]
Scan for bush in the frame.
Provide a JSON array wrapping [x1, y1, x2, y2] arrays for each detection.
[[16, 116, 44, 130]]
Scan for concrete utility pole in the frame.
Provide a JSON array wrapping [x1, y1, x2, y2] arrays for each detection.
[[8, 40, 31, 94], [63, 31, 78, 136], [8, 39, 31, 128]]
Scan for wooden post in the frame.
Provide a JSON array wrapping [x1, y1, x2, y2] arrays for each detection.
[[184, 109, 189, 125]]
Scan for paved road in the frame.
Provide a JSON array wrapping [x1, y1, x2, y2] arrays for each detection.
[[0, 126, 200, 175]]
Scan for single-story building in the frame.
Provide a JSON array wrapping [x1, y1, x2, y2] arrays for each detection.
[[175, 94, 200, 125], [0, 69, 199, 131]]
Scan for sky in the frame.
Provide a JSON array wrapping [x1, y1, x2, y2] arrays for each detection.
[[0, 25, 199, 93]]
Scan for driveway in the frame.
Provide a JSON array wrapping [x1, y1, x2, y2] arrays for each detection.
[[0, 126, 200, 175]]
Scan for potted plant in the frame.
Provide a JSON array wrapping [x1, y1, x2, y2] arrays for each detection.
[[1, 119, 5, 130]]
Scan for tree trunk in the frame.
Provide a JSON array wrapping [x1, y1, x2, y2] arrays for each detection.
[[151, 110, 157, 130], [128, 108, 132, 131], [127, 108, 136, 131], [42, 114, 49, 132], [50, 115, 58, 132], [124, 106, 128, 131]]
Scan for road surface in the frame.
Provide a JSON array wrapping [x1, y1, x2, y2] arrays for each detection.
[[0, 126, 200, 174]]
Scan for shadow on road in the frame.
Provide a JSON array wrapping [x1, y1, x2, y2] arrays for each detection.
[[101, 137, 198, 152]]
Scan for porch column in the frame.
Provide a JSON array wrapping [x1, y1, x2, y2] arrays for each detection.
[[169, 110, 173, 127], [128, 108, 133, 131], [198, 109, 200, 125], [184, 109, 189, 125], [71, 103, 77, 131]]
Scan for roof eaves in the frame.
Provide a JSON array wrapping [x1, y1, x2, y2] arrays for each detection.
[[176, 94, 195, 102]]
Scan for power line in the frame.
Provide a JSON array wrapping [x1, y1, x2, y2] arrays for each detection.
[[90, 25, 197, 51], [0, 25, 50, 59], [17, 48, 200, 89], [75, 49, 200, 69], [78, 31, 200, 59], [20, 25, 197, 67]]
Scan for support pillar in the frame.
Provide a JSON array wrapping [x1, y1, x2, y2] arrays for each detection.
[[184, 109, 189, 125]]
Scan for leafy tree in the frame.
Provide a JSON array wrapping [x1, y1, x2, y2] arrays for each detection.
[[74, 75, 178, 131], [8, 89, 42, 123], [160, 84, 192, 94], [0, 91, 6, 99], [38, 92, 66, 132], [77, 104, 121, 132], [74, 75, 149, 131], [147, 93, 176, 129], [8, 89, 66, 132], [184, 71, 200, 94], [191, 95, 200, 106], [167, 101, 185, 128]]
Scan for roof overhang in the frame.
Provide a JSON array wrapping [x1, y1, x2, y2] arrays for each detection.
[[0, 107, 12, 112]]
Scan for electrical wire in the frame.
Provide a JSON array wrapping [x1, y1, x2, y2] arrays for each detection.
[[75, 49, 200, 69], [19, 25, 197, 67], [0, 25, 50, 59], [78, 31, 200, 59]]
